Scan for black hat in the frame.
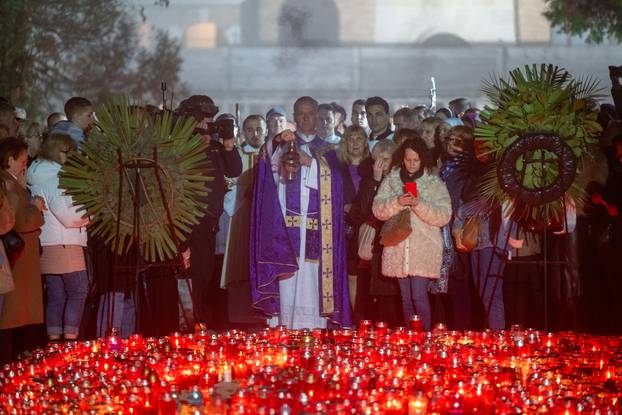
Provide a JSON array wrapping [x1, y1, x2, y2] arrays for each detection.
[[179, 95, 219, 118]]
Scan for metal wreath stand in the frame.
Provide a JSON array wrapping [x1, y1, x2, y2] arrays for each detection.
[[101, 147, 199, 336], [477, 132, 577, 332]]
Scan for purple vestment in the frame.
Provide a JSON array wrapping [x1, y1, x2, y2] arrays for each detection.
[[249, 135, 351, 327]]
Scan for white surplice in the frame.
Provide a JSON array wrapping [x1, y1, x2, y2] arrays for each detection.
[[267, 134, 328, 329]]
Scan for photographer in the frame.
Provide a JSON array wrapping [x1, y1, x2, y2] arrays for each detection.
[[177, 95, 242, 329]]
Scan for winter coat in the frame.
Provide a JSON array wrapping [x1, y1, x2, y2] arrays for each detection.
[[372, 169, 451, 279], [349, 159, 400, 296], [27, 159, 88, 247], [0, 171, 44, 329]]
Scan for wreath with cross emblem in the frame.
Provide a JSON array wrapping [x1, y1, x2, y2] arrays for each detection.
[[472, 64, 603, 228]]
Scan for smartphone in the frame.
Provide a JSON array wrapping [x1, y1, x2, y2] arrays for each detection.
[[404, 182, 418, 197]]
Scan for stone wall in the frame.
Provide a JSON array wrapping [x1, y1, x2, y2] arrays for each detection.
[[179, 45, 620, 116]]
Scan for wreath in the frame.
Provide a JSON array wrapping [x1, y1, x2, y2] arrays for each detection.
[[473, 64, 603, 227], [497, 133, 577, 205], [59, 98, 211, 262]]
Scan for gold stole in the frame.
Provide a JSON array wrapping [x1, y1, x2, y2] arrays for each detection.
[[318, 154, 334, 314]]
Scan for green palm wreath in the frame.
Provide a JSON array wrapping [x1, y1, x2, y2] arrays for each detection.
[[59, 98, 211, 262], [473, 64, 603, 227]]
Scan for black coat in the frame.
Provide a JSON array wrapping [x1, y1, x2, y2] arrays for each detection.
[[339, 158, 372, 274], [203, 140, 243, 220], [347, 158, 399, 295], [190, 140, 242, 241]]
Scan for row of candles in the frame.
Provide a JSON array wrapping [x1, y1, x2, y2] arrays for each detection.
[[0, 320, 619, 414]]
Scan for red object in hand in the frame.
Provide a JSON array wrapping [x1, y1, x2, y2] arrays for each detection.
[[404, 182, 418, 197], [592, 192, 618, 217]]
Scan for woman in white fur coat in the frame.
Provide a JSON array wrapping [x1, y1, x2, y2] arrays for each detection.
[[372, 134, 451, 330]]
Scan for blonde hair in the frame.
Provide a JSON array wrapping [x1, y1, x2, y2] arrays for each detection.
[[38, 133, 77, 164], [337, 125, 369, 164]]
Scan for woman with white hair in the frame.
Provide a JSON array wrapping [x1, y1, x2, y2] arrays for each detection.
[[347, 138, 402, 324]]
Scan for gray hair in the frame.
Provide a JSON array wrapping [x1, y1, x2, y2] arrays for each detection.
[[371, 139, 398, 158]]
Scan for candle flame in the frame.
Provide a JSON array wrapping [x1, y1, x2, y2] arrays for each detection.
[[411, 399, 425, 408]]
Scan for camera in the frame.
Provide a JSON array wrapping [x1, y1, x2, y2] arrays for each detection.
[[195, 118, 235, 141], [176, 95, 235, 140]]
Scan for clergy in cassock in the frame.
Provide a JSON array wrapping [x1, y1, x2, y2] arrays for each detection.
[[250, 96, 351, 329], [220, 115, 267, 325]]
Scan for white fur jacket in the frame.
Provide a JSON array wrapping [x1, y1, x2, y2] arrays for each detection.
[[372, 169, 451, 279]]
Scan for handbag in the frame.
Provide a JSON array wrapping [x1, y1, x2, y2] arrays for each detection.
[[454, 217, 480, 253], [357, 223, 376, 261], [380, 209, 412, 247], [2, 229, 25, 267]]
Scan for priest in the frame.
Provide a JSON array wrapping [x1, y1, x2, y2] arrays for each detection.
[[250, 96, 351, 329]]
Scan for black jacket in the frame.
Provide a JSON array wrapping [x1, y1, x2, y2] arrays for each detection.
[[347, 157, 378, 227], [193, 140, 242, 235]]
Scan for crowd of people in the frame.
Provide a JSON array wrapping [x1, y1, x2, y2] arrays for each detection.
[[0, 79, 620, 363]]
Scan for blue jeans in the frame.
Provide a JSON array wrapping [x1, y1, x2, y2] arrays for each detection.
[[96, 292, 136, 338], [45, 271, 88, 337], [398, 276, 432, 331], [471, 247, 506, 330]]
